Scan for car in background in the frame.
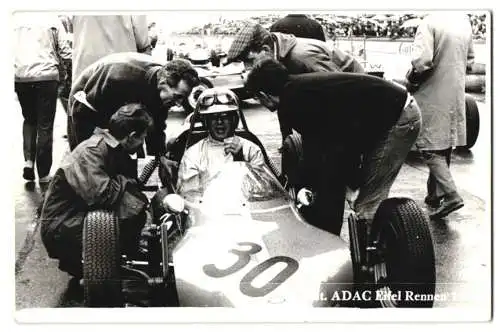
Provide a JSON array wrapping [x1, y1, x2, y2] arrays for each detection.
[[185, 61, 250, 113], [173, 42, 249, 113]]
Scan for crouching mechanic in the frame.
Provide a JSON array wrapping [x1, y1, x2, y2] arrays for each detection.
[[40, 103, 153, 278], [150, 88, 265, 215], [246, 58, 421, 235]]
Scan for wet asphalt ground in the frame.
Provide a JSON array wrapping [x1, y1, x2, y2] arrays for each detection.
[[12, 95, 491, 315]]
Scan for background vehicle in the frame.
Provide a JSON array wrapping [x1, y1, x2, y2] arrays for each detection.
[[81, 100, 436, 308], [184, 62, 250, 114], [176, 44, 250, 114]]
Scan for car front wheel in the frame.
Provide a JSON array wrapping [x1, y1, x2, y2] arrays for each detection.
[[369, 198, 436, 308], [83, 210, 124, 307]]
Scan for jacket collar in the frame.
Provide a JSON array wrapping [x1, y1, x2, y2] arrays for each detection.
[[207, 135, 226, 146], [94, 128, 120, 148]]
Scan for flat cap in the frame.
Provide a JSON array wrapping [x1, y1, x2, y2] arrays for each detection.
[[226, 23, 270, 64]]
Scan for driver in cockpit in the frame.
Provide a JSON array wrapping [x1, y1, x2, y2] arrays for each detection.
[[177, 88, 265, 194]]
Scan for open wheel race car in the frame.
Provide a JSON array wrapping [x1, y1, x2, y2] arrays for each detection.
[[81, 98, 436, 308]]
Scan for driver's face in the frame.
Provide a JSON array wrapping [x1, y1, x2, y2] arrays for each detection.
[[207, 112, 234, 141]]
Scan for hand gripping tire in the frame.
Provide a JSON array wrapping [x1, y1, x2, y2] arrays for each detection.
[[464, 94, 480, 149], [370, 198, 436, 308], [281, 131, 304, 200], [83, 210, 124, 307]]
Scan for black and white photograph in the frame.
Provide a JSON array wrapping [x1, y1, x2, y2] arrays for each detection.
[[9, 6, 492, 325]]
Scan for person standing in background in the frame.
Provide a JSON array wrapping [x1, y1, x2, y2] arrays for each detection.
[[270, 14, 326, 41], [56, 15, 73, 115], [71, 15, 151, 82], [148, 21, 159, 50], [409, 13, 475, 219], [14, 13, 72, 184]]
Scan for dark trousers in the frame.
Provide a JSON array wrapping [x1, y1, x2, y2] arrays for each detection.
[[15, 81, 58, 178], [277, 107, 293, 142], [422, 148, 458, 200], [301, 137, 355, 235]]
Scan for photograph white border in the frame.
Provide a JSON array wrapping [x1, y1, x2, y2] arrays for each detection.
[[2, 0, 496, 328]]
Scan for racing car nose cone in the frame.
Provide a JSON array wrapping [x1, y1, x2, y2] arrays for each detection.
[[268, 296, 286, 304]]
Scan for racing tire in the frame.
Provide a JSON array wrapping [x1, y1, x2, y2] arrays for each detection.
[[184, 77, 213, 114], [464, 94, 480, 149], [465, 74, 485, 93], [370, 198, 436, 308], [281, 131, 304, 193], [83, 210, 124, 307]]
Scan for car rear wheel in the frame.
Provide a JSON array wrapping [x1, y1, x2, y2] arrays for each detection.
[[184, 77, 213, 114], [464, 94, 480, 149], [370, 198, 436, 308], [83, 210, 124, 307]]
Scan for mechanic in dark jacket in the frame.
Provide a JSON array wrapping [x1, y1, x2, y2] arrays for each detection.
[[270, 14, 326, 41], [246, 58, 421, 235], [41, 103, 153, 278], [68, 52, 199, 156]]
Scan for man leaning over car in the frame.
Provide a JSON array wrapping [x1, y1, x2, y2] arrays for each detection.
[[68, 53, 200, 181], [225, 22, 365, 144], [245, 57, 421, 236]]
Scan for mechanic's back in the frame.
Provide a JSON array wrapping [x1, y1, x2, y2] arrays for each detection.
[[280, 72, 407, 147]]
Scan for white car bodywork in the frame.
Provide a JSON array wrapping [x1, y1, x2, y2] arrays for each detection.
[[172, 162, 353, 307]]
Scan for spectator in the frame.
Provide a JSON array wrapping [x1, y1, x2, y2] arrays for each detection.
[[56, 15, 73, 115], [270, 14, 326, 41], [226, 22, 364, 143], [14, 13, 72, 183], [40, 104, 153, 278], [245, 58, 421, 236], [71, 15, 151, 81], [148, 21, 159, 49], [409, 13, 474, 219]]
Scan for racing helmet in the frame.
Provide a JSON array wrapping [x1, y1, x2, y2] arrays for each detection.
[[196, 87, 240, 115], [196, 87, 241, 133]]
